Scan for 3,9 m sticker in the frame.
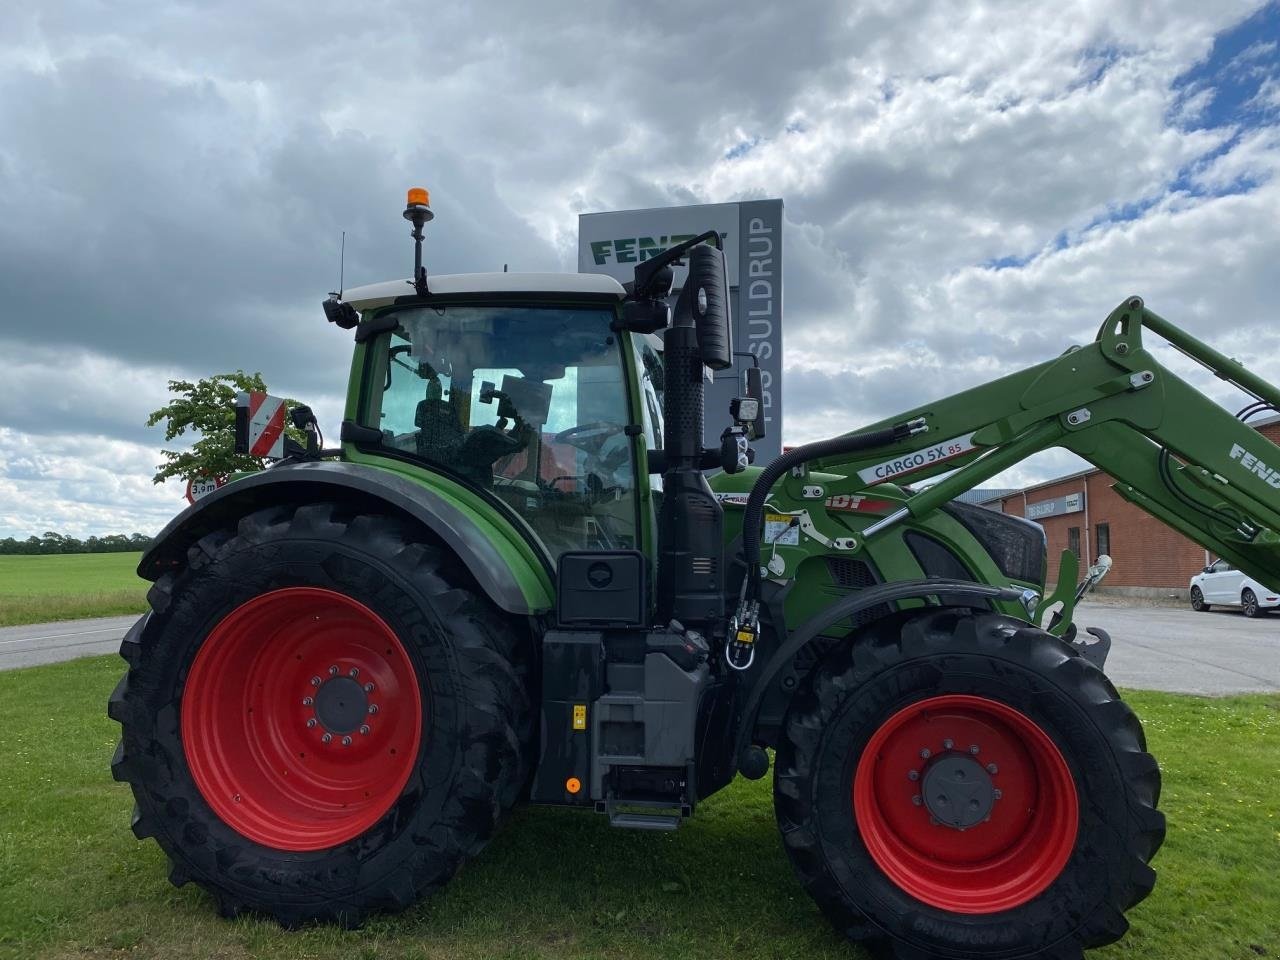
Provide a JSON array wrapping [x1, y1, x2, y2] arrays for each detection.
[[856, 432, 978, 485]]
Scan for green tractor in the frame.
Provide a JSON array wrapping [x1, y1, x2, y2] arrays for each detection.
[[111, 188, 1280, 959]]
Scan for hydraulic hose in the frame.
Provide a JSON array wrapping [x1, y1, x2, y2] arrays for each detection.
[[739, 420, 921, 603]]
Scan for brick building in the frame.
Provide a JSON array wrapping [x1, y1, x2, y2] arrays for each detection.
[[987, 416, 1280, 596]]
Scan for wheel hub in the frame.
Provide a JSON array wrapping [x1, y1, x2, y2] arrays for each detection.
[[313, 676, 369, 734], [921, 753, 995, 829]]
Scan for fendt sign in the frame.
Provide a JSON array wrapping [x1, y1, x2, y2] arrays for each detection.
[[579, 200, 784, 461]]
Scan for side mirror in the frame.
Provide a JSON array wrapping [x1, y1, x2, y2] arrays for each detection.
[[323, 296, 359, 329], [678, 242, 732, 370]]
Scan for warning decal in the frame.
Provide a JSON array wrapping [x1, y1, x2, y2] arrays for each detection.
[[856, 432, 978, 486], [245, 392, 286, 459], [764, 512, 800, 546]]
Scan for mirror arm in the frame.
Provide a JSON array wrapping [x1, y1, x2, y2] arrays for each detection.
[[629, 229, 723, 300]]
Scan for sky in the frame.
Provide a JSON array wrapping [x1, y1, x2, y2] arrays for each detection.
[[1, 1, 1279, 537]]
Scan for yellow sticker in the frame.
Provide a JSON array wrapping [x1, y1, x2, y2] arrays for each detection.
[[572, 704, 587, 731], [736, 630, 756, 645], [764, 512, 800, 546]]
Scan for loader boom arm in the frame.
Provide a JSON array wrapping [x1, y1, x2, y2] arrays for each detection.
[[818, 297, 1280, 591]]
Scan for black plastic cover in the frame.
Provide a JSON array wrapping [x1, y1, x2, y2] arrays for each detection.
[[557, 550, 646, 626], [942, 500, 1047, 585], [531, 630, 603, 805]]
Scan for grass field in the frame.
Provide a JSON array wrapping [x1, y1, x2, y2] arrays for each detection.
[[0, 553, 147, 627], [0, 656, 1277, 960]]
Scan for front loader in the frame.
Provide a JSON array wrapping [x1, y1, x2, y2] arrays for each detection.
[[110, 187, 1280, 960]]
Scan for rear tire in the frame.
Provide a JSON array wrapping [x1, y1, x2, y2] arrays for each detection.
[[1190, 586, 1209, 612], [108, 503, 534, 926], [774, 609, 1164, 960], [1242, 588, 1261, 618]]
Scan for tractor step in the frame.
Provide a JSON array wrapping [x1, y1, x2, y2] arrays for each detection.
[[600, 799, 686, 831]]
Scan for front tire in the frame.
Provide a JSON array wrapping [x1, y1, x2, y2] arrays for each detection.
[[1190, 586, 1210, 612], [774, 609, 1164, 960], [108, 503, 533, 925], [1242, 588, 1261, 618]]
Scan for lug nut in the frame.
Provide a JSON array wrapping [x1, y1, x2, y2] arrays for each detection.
[[306, 718, 317, 728], [341, 736, 352, 746], [311, 676, 322, 687], [987, 763, 998, 775], [942, 738, 954, 751], [907, 769, 919, 781], [363, 682, 375, 693], [328, 665, 339, 676], [321, 733, 333, 744], [968, 744, 980, 755], [993, 789, 1003, 800], [368, 704, 379, 715], [912, 795, 923, 807], [359, 724, 370, 736], [349, 667, 360, 679], [920, 748, 931, 760], [302, 696, 314, 706]]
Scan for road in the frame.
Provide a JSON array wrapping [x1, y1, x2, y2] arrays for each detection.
[[1074, 600, 1279, 695], [0, 614, 138, 671], [0, 603, 1277, 695]]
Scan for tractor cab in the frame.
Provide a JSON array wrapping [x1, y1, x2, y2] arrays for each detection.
[[335, 188, 755, 583], [339, 277, 659, 561]]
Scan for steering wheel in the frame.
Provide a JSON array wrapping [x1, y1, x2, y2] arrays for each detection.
[[554, 421, 625, 454]]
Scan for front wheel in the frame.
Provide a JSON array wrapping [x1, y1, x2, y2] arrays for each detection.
[[1242, 588, 1262, 617], [1190, 586, 1210, 612], [774, 609, 1164, 960]]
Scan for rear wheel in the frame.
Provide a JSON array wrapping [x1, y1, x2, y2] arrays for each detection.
[[109, 503, 533, 925], [774, 609, 1164, 960], [1190, 586, 1209, 612], [1242, 588, 1261, 618]]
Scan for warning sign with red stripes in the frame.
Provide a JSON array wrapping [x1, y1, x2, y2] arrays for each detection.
[[245, 392, 286, 458]]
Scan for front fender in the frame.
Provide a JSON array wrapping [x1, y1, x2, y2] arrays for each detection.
[[140, 460, 552, 615]]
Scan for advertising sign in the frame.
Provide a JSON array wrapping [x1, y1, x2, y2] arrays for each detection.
[[578, 200, 784, 461], [1025, 491, 1084, 520]]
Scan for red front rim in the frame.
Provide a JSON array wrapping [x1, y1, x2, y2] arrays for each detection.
[[181, 587, 423, 851], [852, 694, 1078, 914]]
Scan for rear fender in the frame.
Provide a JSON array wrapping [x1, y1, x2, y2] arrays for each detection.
[[140, 461, 552, 615]]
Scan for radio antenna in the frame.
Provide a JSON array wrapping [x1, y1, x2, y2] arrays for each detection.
[[329, 231, 346, 299]]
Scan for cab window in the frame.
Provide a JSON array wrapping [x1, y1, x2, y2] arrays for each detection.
[[368, 304, 639, 559]]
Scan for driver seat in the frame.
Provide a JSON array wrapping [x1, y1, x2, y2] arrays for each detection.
[[415, 393, 464, 463]]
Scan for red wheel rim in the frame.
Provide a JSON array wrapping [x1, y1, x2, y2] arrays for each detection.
[[181, 587, 423, 851], [852, 694, 1078, 913]]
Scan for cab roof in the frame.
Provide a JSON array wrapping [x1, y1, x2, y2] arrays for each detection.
[[342, 272, 627, 311]]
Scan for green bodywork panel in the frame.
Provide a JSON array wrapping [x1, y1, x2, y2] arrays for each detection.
[[710, 468, 1038, 631], [342, 446, 556, 612]]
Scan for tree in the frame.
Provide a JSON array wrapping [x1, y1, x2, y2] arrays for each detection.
[[146, 371, 305, 485]]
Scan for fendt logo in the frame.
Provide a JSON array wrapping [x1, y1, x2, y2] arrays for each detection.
[[1229, 443, 1280, 489], [590, 233, 728, 265]]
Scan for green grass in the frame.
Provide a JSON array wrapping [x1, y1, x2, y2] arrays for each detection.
[[0, 554, 147, 627], [0, 656, 1277, 960]]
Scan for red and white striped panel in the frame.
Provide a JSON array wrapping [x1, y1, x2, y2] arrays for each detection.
[[245, 392, 286, 459]]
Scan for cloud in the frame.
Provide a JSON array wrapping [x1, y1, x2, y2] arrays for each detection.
[[0, 0, 1278, 536]]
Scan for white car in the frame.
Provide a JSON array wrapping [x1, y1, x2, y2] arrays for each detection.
[[1189, 559, 1280, 617]]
